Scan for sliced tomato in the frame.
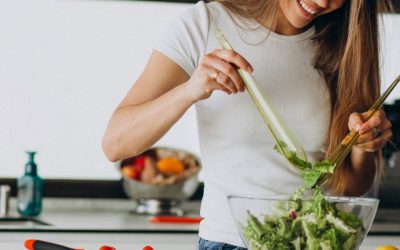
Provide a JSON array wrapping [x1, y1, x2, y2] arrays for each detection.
[[122, 166, 141, 180]]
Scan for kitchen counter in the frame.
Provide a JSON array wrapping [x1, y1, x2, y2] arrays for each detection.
[[0, 198, 399, 249], [1, 198, 399, 234], [370, 209, 400, 235], [1, 198, 200, 232], [0, 232, 398, 250]]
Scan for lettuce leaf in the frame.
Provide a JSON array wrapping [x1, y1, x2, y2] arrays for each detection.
[[274, 141, 336, 189], [243, 188, 364, 250]]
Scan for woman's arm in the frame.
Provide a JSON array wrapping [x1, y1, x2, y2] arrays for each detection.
[[342, 110, 392, 196], [343, 149, 376, 196], [102, 49, 252, 162], [102, 51, 192, 162]]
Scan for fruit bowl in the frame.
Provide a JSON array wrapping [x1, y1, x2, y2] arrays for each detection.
[[227, 191, 379, 250], [118, 147, 201, 215]]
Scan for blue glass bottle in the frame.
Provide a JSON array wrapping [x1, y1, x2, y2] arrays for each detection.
[[17, 151, 44, 216]]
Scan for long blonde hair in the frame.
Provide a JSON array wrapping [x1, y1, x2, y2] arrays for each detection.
[[213, 0, 393, 194]]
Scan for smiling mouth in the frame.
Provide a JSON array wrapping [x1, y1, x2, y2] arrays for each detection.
[[296, 0, 319, 17]]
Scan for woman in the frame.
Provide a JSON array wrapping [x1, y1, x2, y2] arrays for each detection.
[[102, 0, 393, 249]]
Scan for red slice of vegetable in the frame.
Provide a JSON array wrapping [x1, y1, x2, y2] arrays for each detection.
[[289, 210, 297, 220], [150, 216, 202, 224], [122, 166, 141, 180], [142, 246, 154, 250], [99, 246, 116, 250], [134, 155, 148, 172]]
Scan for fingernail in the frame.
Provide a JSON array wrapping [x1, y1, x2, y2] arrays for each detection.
[[355, 124, 361, 131]]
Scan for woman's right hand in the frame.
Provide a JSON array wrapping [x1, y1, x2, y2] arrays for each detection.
[[184, 49, 254, 102]]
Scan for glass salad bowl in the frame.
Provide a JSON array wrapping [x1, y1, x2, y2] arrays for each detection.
[[227, 191, 379, 250]]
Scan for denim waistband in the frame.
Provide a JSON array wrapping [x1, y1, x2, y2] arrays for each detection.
[[198, 238, 247, 250]]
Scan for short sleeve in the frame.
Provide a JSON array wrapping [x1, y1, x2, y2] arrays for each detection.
[[154, 1, 210, 76]]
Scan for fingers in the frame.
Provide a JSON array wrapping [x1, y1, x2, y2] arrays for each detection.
[[359, 110, 391, 135], [196, 49, 253, 97], [215, 72, 238, 94], [212, 49, 253, 73], [348, 112, 365, 132], [201, 64, 232, 95], [350, 110, 393, 152], [204, 53, 245, 93], [356, 127, 392, 144], [354, 129, 392, 152]]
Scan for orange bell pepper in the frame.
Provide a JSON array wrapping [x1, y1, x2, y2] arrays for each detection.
[[156, 158, 184, 175]]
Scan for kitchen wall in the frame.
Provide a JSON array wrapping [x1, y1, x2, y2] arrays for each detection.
[[0, 0, 399, 180], [380, 13, 400, 101], [0, 0, 198, 179]]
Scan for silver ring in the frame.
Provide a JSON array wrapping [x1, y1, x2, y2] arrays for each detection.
[[373, 127, 383, 138], [211, 71, 219, 80]]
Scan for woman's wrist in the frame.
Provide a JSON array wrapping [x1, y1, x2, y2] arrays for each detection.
[[350, 146, 376, 173], [179, 80, 200, 105], [351, 146, 373, 158]]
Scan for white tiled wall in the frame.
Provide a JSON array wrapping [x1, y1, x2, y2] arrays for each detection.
[[0, 0, 399, 179]]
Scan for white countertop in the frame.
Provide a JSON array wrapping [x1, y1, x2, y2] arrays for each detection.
[[2, 198, 399, 234], [2, 198, 200, 232], [0, 198, 399, 249]]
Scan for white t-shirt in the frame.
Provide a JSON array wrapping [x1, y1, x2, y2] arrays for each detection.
[[155, 1, 331, 247]]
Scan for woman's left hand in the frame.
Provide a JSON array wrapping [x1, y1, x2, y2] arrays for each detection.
[[348, 110, 392, 152]]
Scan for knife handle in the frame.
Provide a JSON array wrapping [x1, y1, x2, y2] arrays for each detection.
[[25, 239, 83, 250]]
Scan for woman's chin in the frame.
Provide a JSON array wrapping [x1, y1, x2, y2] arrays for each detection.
[[288, 18, 313, 29]]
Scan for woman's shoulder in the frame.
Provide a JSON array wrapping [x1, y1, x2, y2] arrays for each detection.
[[205, 1, 230, 15], [178, 1, 231, 26], [153, 1, 233, 75]]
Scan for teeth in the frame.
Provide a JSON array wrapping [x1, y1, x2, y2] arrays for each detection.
[[300, 0, 317, 15]]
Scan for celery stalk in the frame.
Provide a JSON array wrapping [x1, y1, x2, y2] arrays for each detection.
[[216, 29, 308, 166]]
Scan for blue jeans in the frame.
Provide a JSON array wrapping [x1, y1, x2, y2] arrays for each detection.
[[198, 238, 248, 250]]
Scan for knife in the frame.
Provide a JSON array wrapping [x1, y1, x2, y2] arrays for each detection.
[[25, 239, 84, 250]]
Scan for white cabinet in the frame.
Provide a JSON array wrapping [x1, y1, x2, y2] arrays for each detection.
[[0, 232, 199, 250], [0, 232, 399, 250]]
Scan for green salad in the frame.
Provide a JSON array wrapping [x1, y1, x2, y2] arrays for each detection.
[[273, 142, 336, 189], [243, 188, 363, 250]]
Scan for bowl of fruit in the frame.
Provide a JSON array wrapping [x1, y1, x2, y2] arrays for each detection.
[[227, 188, 379, 250], [119, 147, 201, 215]]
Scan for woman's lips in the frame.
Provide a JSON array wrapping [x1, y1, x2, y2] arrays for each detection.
[[296, 0, 318, 19]]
